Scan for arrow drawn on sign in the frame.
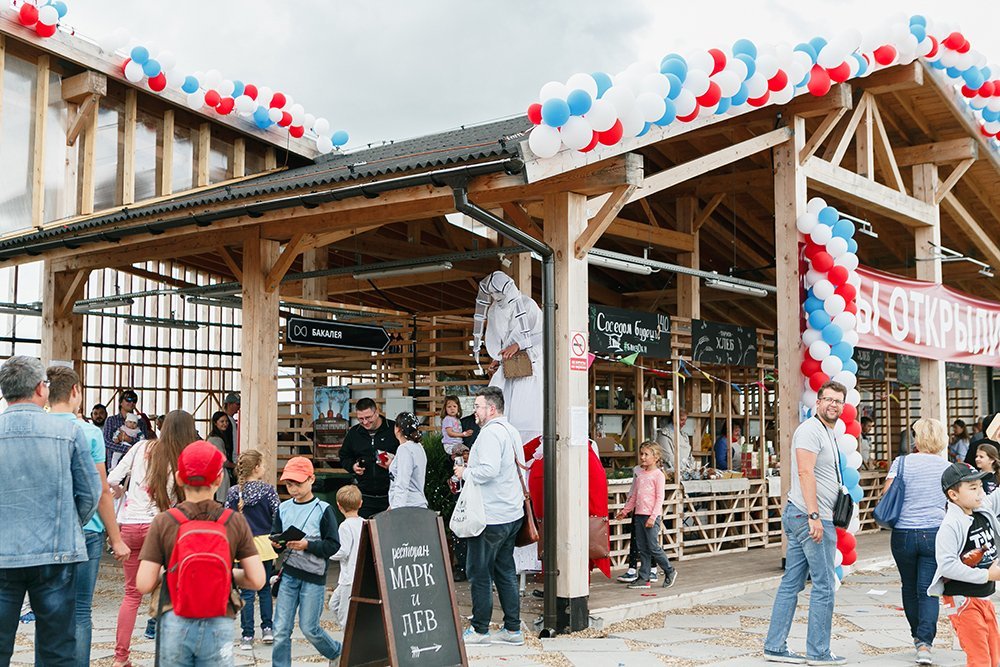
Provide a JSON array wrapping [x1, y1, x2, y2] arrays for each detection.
[[410, 644, 442, 658]]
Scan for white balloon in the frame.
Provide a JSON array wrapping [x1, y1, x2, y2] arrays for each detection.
[[847, 388, 861, 406], [674, 89, 697, 117], [772, 85, 795, 105], [219, 80, 235, 97], [745, 72, 768, 99], [833, 371, 857, 390], [758, 54, 781, 79], [833, 312, 857, 332], [613, 71, 641, 95], [37, 5, 58, 25], [602, 86, 636, 117], [288, 103, 305, 118], [315, 135, 334, 154], [124, 60, 145, 83], [560, 116, 593, 151], [827, 237, 849, 259], [257, 87, 274, 107], [157, 51, 176, 72], [817, 45, 845, 69], [313, 117, 330, 135], [566, 72, 599, 99], [683, 69, 711, 97], [834, 549, 843, 567], [687, 50, 715, 75], [803, 328, 822, 347], [835, 253, 859, 271], [539, 81, 567, 102], [802, 389, 818, 407], [809, 340, 831, 361], [821, 355, 843, 376], [848, 512, 861, 534], [805, 268, 823, 287], [620, 105, 646, 137], [585, 99, 617, 132], [847, 450, 863, 469], [528, 124, 561, 158], [813, 279, 835, 300], [847, 272, 862, 289], [726, 58, 749, 82], [268, 107, 283, 123], [807, 197, 828, 214], [640, 73, 671, 98], [714, 71, 741, 98], [824, 295, 846, 316], [234, 95, 255, 114], [636, 92, 666, 123], [839, 434, 859, 452], [834, 419, 847, 436], [811, 224, 833, 245], [203, 69, 223, 89], [303, 113, 316, 130], [842, 329, 859, 346], [185, 91, 205, 109]]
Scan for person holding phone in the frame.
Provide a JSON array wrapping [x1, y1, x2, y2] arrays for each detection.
[[339, 398, 397, 519]]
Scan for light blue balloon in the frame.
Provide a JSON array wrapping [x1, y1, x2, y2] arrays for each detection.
[[835, 565, 844, 580], [541, 98, 571, 128], [181, 76, 199, 94], [963, 67, 985, 90], [946, 66, 962, 79], [716, 97, 731, 114], [331, 130, 349, 147], [818, 206, 839, 226], [141, 59, 160, 78], [731, 84, 750, 106], [853, 53, 868, 77], [660, 56, 688, 82], [849, 485, 864, 503], [253, 106, 270, 125], [566, 89, 592, 116], [910, 14, 927, 27], [843, 466, 861, 488], [655, 98, 676, 126], [831, 342, 854, 361], [794, 42, 818, 65], [735, 54, 756, 79], [232, 80, 245, 98], [592, 72, 613, 98], [846, 238, 858, 254], [984, 108, 1000, 123], [664, 73, 682, 99], [809, 37, 828, 55], [909, 25, 926, 43], [930, 60, 946, 71], [809, 310, 831, 330], [130, 46, 149, 65], [637, 122, 652, 137], [822, 323, 843, 346], [833, 219, 855, 239], [733, 39, 758, 59], [804, 296, 824, 313], [843, 359, 858, 375], [53, 0, 67, 17]]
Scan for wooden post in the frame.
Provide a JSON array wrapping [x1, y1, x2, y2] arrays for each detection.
[[302, 247, 329, 425], [233, 137, 246, 178], [122, 89, 137, 205], [32, 55, 49, 226], [676, 196, 700, 320], [913, 164, 948, 425], [41, 262, 89, 377], [160, 109, 175, 197], [196, 122, 211, 187], [79, 96, 99, 215], [543, 191, 590, 631], [509, 252, 532, 295], [774, 116, 806, 512], [242, 233, 281, 480]]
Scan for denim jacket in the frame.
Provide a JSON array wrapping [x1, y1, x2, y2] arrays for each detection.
[[0, 403, 101, 567]]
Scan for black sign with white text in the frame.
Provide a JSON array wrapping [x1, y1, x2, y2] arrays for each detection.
[[588, 305, 671, 359], [691, 319, 757, 367], [854, 348, 886, 381], [286, 316, 391, 352]]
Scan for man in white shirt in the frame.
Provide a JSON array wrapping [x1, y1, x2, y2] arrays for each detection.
[[657, 409, 695, 475]]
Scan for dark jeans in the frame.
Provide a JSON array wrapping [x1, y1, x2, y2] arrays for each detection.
[[891, 528, 939, 647], [626, 516, 661, 572], [74, 531, 105, 667], [633, 515, 674, 582], [467, 518, 522, 634], [359, 494, 389, 519], [452, 534, 468, 576], [0, 563, 78, 666], [240, 559, 275, 638]]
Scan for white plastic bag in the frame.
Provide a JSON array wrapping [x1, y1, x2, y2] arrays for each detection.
[[449, 477, 486, 538]]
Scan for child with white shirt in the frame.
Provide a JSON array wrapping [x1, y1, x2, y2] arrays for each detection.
[[328, 485, 364, 629]]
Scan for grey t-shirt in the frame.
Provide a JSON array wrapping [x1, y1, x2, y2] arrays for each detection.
[[788, 417, 842, 521]]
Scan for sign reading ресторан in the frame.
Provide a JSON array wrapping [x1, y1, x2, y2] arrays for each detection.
[[285, 316, 391, 352], [857, 266, 1000, 367], [588, 305, 671, 358]]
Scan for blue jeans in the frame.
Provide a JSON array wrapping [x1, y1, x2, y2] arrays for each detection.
[[157, 611, 234, 666], [466, 518, 522, 634], [271, 574, 342, 667], [633, 515, 674, 582], [74, 530, 105, 667], [0, 563, 77, 666], [891, 528, 939, 647], [239, 559, 274, 638], [764, 503, 837, 660]]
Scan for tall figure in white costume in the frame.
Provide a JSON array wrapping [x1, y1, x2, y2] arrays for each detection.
[[471, 271, 543, 444]]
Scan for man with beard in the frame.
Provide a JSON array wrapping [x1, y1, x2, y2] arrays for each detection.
[[90, 403, 107, 429]]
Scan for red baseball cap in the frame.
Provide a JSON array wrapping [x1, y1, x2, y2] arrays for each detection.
[[281, 457, 314, 483], [177, 441, 224, 487]]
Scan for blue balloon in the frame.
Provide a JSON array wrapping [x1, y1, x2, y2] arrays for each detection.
[[846, 238, 858, 254], [592, 72, 613, 98], [983, 108, 1000, 123], [835, 565, 844, 580], [849, 485, 864, 503], [130, 46, 149, 65], [232, 80, 245, 98], [909, 25, 927, 43], [809, 37, 828, 55], [716, 97, 731, 114], [833, 219, 855, 239], [141, 59, 160, 78], [253, 106, 270, 124], [930, 60, 946, 71], [963, 67, 985, 90], [733, 38, 758, 59], [731, 83, 750, 107], [567, 89, 593, 116], [983, 67, 993, 80], [822, 323, 843, 346], [660, 56, 688, 82], [331, 130, 349, 147], [664, 73, 682, 99], [655, 98, 677, 126], [843, 359, 858, 375], [809, 310, 831, 330], [910, 14, 927, 27], [637, 122, 652, 137], [52, 0, 67, 17], [843, 466, 861, 488], [853, 53, 868, 77], [541, 98, 571, 127], [818, 206, 839, 226], [946, 66, 962, 79], [794, 42, 818, 65], [735, 54, 756, 79], [831, 342, 854, 361], [181, 76, 199, 94], [804, 296, 824, 313]]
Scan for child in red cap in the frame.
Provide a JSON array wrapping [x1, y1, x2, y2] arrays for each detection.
[[135, 441, 265, 666]]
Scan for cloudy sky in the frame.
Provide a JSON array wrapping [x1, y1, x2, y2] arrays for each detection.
[[67, 0, 999, 149]]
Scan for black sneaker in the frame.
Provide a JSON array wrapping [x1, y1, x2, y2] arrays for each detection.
[[144, 618, 156, 639], [662, 570, 678, 588]]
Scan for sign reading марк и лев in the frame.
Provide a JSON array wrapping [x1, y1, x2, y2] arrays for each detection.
[[588, 305, 671, 359]]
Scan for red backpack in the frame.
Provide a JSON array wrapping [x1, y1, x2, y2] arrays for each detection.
[[165, 508, 234, 618]]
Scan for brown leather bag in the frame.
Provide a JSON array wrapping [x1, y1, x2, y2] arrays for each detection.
[[515, 460, 540, 547], [589, 515, 610, 559], [503, 350, 533, 379]]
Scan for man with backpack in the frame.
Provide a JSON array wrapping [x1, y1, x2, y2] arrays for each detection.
[[135, 441, 264, 666]]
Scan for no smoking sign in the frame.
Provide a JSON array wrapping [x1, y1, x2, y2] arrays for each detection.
[[570, 331, 589, 371]]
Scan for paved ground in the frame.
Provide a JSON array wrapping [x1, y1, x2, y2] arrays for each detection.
[[11, 531, 969, 665]]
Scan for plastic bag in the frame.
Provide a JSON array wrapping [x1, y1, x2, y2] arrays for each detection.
[[449, 477, 486, 538]]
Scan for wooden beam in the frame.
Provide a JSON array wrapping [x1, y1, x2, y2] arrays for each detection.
[[824, 93, 869, 167], [940, 192, 1000, 274], [804, 156, 936, 227], [605, 216, 695, 252], [500, 201, 544, 242], [41, 263, 86, 374], [675, 167, 772, 196], [893, 138, 979, 167], [122, 88, 137, 206], [196, 122, 211, 187], [65, 93, 98, 147], [218, 246, 243, 281], [264, 233, 306, 292], [300, 221, 389, 251], [264, 147, 277, 171], [869, 97, 906, 193], [799, 107, 848, 164], [57, 270, 88, 317], [676, 196, 700, 320], [913, 163, 946, 425], [116, 264, 197, 289], [79, 91, 98, 215], [31, 55, 49, 226], [574, 183, 636, 258], [233, 137, 246, 178], [629, 127, 791, 203], [160, 109, 175, 197], [935, 158, 975, 204], [60, 70, 106, 103], [856, 62, 924, 95], [324, 269, 478, 296], [692, 192, 726, 232], [856, 94, 874, 179]]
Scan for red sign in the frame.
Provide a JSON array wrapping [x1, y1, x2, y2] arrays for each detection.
[[857, 266, 1000, 367], [570, 331, 589, 371]]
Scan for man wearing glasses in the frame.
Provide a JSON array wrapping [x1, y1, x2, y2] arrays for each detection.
[[103, 389, 150, 470], [764, 380, 849, 665], [338, 398, 397, 518]]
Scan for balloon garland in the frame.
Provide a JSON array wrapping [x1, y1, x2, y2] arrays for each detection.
[[15, 0, 66, 39], [526, 15, 998, 158], [797, 197, 863, 586]]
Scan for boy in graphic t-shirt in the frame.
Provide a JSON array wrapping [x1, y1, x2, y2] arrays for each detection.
[[928, 462, 1000, 667]]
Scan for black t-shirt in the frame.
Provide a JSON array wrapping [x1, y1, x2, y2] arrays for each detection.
[[943, 512, 998, 598], [338, 418, 397, 497]]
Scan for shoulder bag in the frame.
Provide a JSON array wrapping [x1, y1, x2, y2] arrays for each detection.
[[496, 420, 540, 546], [820, 417, 854, 529], [873, 455, 906, 529]]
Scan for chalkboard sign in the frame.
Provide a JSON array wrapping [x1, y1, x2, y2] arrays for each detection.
[[896, 354, 920, 385], [946, 362, 975, 389], [854, 348, 885, 381], [588, 305, 671, 359], [690, 319, 757, 367], [341, 507, 466, 667]]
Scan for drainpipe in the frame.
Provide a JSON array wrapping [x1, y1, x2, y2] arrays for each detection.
[[451, 186, 559, 637]]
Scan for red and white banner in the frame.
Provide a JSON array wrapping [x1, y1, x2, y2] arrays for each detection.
[[857, 266, 1000, 367]]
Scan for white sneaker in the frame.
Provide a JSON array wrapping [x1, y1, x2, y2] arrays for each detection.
[[239, 637, 253, 651], [916, 646, 932, 665], [492, 628, 525, 645], [463, 627, 492, 644]]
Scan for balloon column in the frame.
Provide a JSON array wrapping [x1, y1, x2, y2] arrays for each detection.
[[797, 197, 864, 586], [15, 0, 67, 38], [526, 15, 999, 158]]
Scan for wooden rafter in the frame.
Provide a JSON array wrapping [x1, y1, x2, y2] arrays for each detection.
[[605, 216, 694, 252], [894, 138, 978, 167], [574, 184, 636, 259], [798, 107, 848, 164], [57, 270, 88, 317], [265, 234, 307, 292], [692, 193, 726, 232], [935, 158, 976, 204], [869, 97, 906, 193], [824, 94, 870, 167], [940, 193, 1000, 273], [218, 246, 243, 281], [856, 62, 924, 95], [65, 93, 99, 147], [500, 201, 544, 242], [639, 199, 659, 227]]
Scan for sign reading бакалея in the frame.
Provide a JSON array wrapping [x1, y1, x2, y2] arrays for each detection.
[[588, 305, 671, 359]]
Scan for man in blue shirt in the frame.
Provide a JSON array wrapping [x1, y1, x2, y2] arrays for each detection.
[[47, 365, 131, 667], [714, 423, 742, 471]]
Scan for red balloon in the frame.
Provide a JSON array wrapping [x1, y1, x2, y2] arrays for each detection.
[[121, 58, 132, 75], [269, 92, 286, 109], [708, 48, 727, 76], [811, 251, 834, 272], [962, 85, 978, 99], [676, 108, 700, 123], [845, 301, 857, 315], [841, 403, 857, 423], [835, 283, 856, 302], [957, 39, 971, 55], [836, 527, 856, 552], [597, 120, 623, 145], [842, 549, 857, 566], [980, 81, 995, 97], [828, 265, 849, 286], [982, 124, 997, 138], [35, 21, 56, 37], [768, 69, 788, 92], [846, 421, 862, 438], [243, 84, 258, 100], [18, 3, 38, 25], [215, 97, 235, 115], [289, 124, 305, 138], [807, 65, 832, 96], [873, 45, 896, 66], [801, 357, 822, 377], [278, 111, 293, 127], [828, 62, 851, 83], [809, 372, 830, 392], [204, 89, 221, 107], [148, 72, 167, 92], [925, 36, 939, 59], [696, 81, 722, 107], [804, 241, 823, 259], [581, 132, 599, 152], [747, 91, 770, 107], [943, 32, 965, 50], [527, 103, 543, 125]]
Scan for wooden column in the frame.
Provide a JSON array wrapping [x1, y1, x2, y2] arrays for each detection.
[[773, 116, 806, 510], [122, 89, 137, 205], [676, 196, 700, 321], [913, 163, 947, 425], [233, 137, 246, 178], [41, 262, 89, 377], [509, 252, 532, 295], [160, 109, 175, 197], [196, 122, 211, 187], [543, 191, 590, 631], [32, 55, 49, 225], [302, 247, 330, 425], [241, 233, 281, 479]]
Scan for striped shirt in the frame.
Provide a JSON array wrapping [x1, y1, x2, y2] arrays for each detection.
[[887, 453, 951, 530]]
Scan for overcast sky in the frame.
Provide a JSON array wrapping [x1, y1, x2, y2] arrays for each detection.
[[67, 0, 999, 149]]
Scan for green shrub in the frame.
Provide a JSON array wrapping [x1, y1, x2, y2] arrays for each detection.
[[422, 431, 458, 522]]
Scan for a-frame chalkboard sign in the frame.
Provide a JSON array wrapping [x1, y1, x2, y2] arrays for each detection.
[[341, 507, 468, 667]]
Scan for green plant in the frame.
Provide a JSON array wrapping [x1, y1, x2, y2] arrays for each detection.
[[606, 466, 635, 480], [422, 431, 458, 522]]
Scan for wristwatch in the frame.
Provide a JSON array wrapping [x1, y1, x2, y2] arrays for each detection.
[[808, 512, 820, 520]]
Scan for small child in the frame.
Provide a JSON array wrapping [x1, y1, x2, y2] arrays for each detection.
[[134, 441, 264, 666], [225, 449, 280, 651], [270, 457, 342, 667], [615, 441, 677, 589], [119, 413, 142, 442], [929, 462, 1000, 667], [328, 485, 364, 629], [440, 395, 471, 455]]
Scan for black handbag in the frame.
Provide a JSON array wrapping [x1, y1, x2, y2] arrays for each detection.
[[823, 417, 854, 529]]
